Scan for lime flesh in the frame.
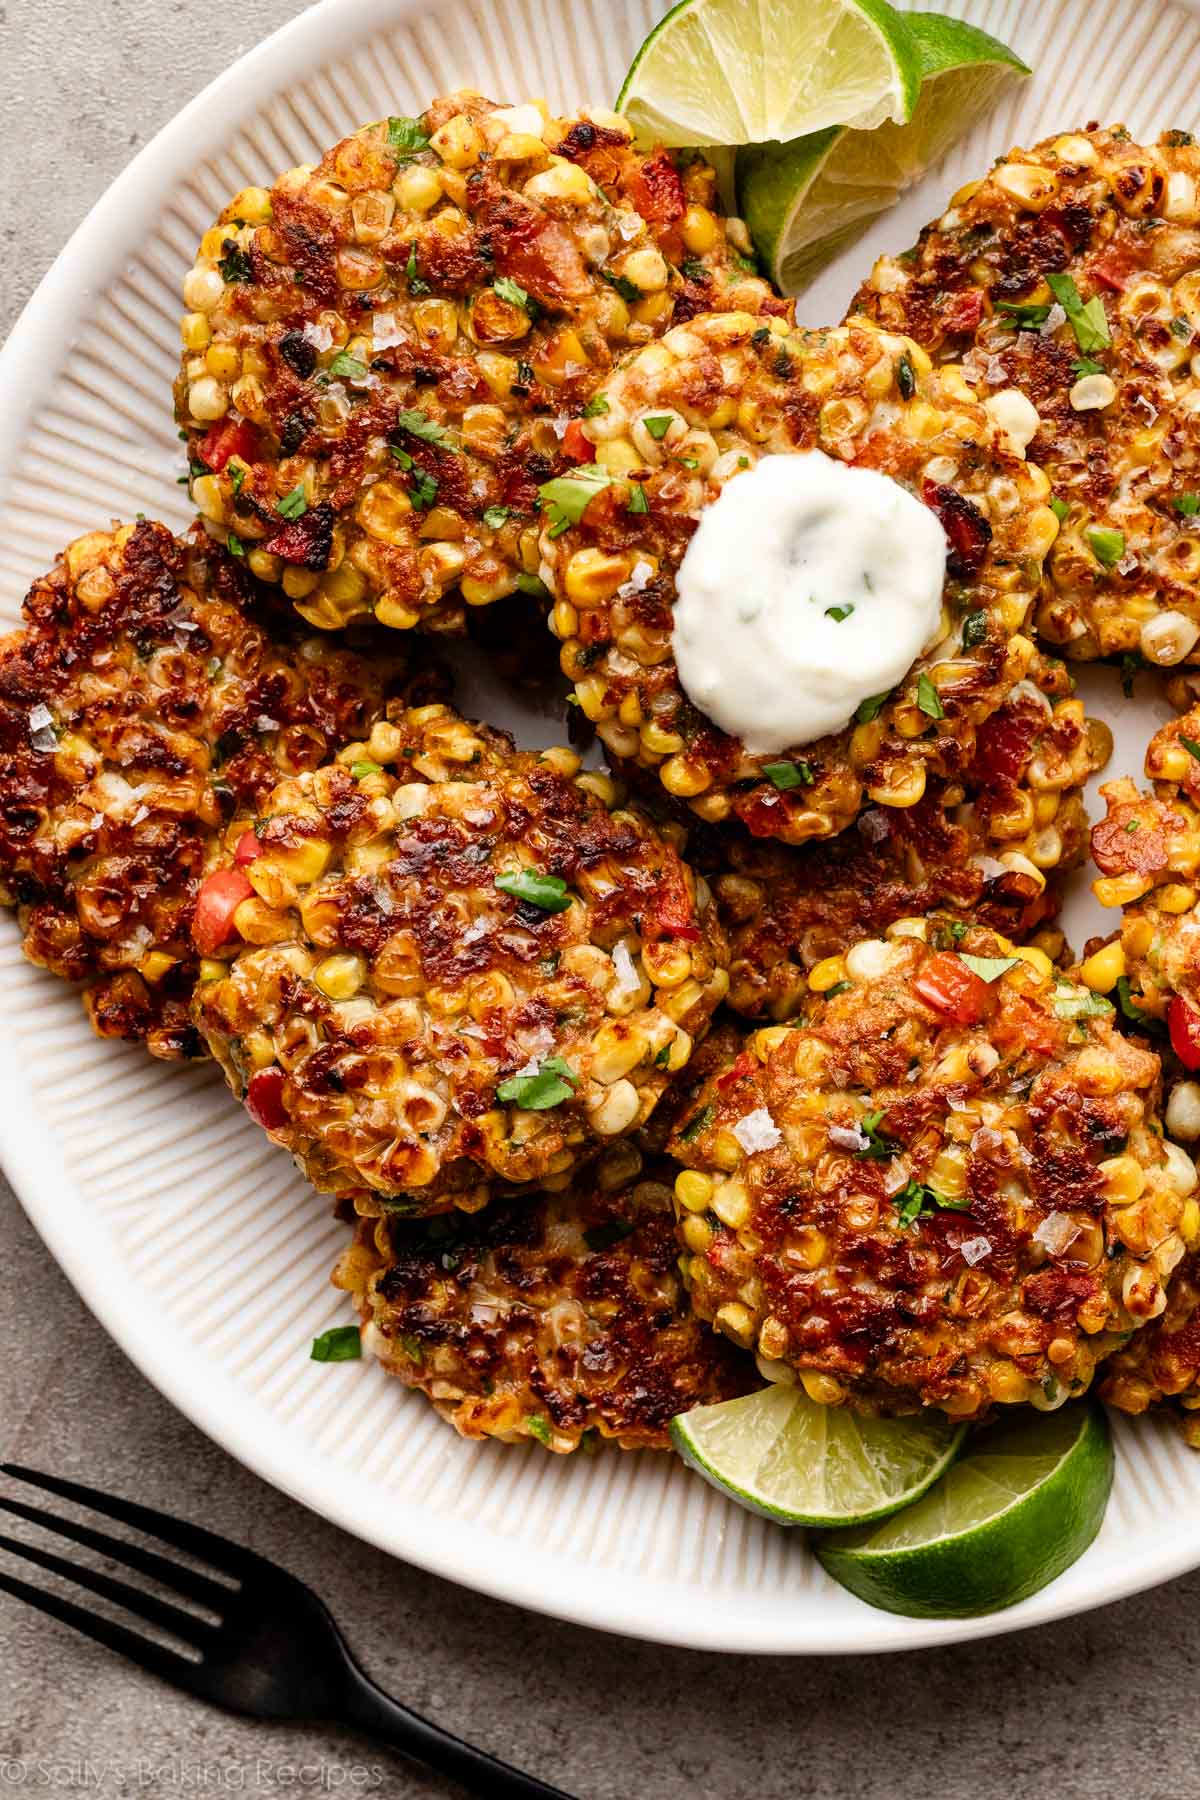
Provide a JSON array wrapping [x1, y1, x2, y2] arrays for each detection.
[[616, 0, 923, 149], [737, 11, 1030, 292], [670, 1383, 966, 1527], [815, 1401, 1113, 1618]]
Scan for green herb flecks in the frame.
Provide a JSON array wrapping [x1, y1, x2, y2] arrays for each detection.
[[1087, 525, 1125, 569], [537, 464, 613, 537], [628, 483, 650, 516], [854, 690, 891, 724], [601, 268, 641, 303], [482, 504, 512, 529], [643, 414, 675, 441], [276, 484, 308, 520], [959, 953, 1020, 983], [917, 672, 945, 720], [494, 275, 533, 313], [762, 760, 814, 791], [310, 1326, 362, 1363], [495, 869, 572, 912], [405, 244, 430, 295], [328, 351, 369, 381], [996, 299, 1052, 330], [1052, 981, 1115, 1022], [680, 1103, 715, 1144], [388, 116, 430, 158], [394, 409, 460, 452], [896, 355, 916, 400], [497, 1056, 578, 1111], [582, 393, 610, 419], [218, 240, 255, 284], [1046, 272, 1112, 353]]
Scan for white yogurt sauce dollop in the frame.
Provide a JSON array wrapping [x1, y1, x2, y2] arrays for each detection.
[[671, 451, 948, 753]]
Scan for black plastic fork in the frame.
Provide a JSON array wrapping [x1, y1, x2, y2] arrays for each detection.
[[0, 1464, 574, 1800]]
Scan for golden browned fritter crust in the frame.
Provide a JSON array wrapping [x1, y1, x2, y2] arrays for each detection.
[[713, 664, 1106, 1020], [850, 124, 1200, 666], [666, 925, 1195, 1420], [192, 724, 729, 1212], [539, 310, 1060, 845], [332, 1144, 755, 1451], [1100, 1250, 1200, 1437], [0, 520, 419, 1059], [176, 91, 785, 635]]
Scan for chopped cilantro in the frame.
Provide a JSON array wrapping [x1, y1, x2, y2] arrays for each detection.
[[276, 483, 308, 520], [1052, 982, 1115, 1021], [582, 393, 610, 419], [496, 869, 572, 911], [996, 299, 1051, 330], [680, 1103, 714, 1144], [229, 464, 246, 499], [310, 1326, 362, 1363], [394, 409, 459, 452], [1087, 525, 1125, 569], [1046, 272, 1111, 352], [961, 609, 988, 648], [857, 1109, 899, 1162], [218, 240, 254, 284], [328, 351, 368, 380], [482, 504, 511, 529], [1175, 494, 1200, 516], [917, 672, 945, 720], [1115, 976, 1161, 1035], [494, 275, 533, 312], [896, 354, 916, 400], [681, 258, 708, 280], [537, 464, 613, 536], [642, 414, 674, 441], [762, 760, 813, 791], [405, 244, 430, 295], [601, 268, 641, 303], [893, 1180, 969, 1229], [497, 1056, 578, 1111], [854, 690, 891, 724], [1072, 357, 1105, 377], [387, 115, 430, 158], [959, 953, 1020, 982]]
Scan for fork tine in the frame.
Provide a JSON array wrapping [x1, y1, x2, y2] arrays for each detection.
[[0, 1529, 218, 1650], [0, 1495, 232, 1613], [0, 1465, 251, 1578], [0, 1564, 206, 1691]]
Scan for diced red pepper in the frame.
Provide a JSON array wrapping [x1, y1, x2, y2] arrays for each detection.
[[1169, 996, 1200, 1070], [198, 418, 259, 473], [561, 420, 593, 463], [1090, 248, 1138, 293], [191, 868, 254, 954], [245, 1066, 288, 1132], [717, 1051, 755, 1090], [913, 952, 994, 1026], [234, 830, 263, 866]]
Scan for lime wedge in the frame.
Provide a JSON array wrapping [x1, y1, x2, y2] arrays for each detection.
[[616, 0, 923, 150], [737, 11, 1030, 292], [815, 1402, 1113, 1618], [670, 1383, 966, 1527]]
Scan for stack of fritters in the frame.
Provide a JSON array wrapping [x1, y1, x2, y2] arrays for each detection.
[[9, 100, 1200, 1454]]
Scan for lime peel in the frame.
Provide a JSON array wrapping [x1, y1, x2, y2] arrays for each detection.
[[814, 1401, 1113, 1618]]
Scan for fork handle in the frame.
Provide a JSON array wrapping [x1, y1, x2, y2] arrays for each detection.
[[339, 1667, 575, 1798]]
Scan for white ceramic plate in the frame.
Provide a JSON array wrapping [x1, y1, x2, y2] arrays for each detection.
[[4, 0, 1200, 1655]]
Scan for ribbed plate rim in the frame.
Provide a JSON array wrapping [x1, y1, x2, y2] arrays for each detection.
[[4, 0, 1200, 1654]]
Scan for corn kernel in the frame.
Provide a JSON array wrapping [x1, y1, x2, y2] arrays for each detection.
[[1093, 873, 1155, 907], [675, 1170, 714, 1214], [1079, 940, 1126, 993], [799, 1371, 846, 1405], [808, 956, 847, 994]]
